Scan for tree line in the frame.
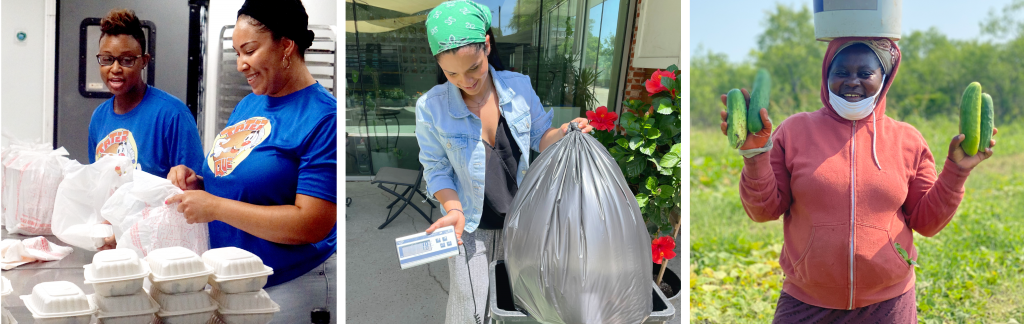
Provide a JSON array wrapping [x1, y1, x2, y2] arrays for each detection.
[[691, 1, 1024, 127]]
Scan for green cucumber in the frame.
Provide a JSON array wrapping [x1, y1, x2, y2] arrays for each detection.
[[959, 82, 983, 156], [747, 69, 771, 133], [978, 93, 995, 153], [726, 89, 747, 149]]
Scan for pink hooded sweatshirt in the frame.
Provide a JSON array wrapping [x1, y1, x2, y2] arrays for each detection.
[[739, 37, 972, 310]]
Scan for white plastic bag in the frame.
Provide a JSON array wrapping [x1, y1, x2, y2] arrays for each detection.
[[2, 143, 72, 235], [0, 126, 54, 227], [103, 169, 210, 257], [101, 169, 182, 236], [1, 148, 6, 227], [51, 156, 134, 251], [116, 204, 210, 257], [504, 124, 653, 324]]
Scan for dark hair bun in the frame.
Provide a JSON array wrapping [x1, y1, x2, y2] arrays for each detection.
[[238, 0, 312, 51], [298, 29, 315, 51]]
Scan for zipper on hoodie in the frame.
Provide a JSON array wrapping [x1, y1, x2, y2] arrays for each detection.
[[848, 120, 856, 310]]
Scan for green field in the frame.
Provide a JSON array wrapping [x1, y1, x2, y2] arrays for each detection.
[[690, 117, 1024, 323]]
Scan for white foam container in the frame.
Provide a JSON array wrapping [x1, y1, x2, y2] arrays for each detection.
[[146, 247, 214, 294], [90, 290, 159, 324], [1, 275, 12, 298], [202, 247, 274, 294], [150, 289, 218, 324], [216, 310, 276, 324], [91, 224, 114, 249], [209, 288, 280, 324], [84, 249, 151, 297], [18, 281, 96, 324]]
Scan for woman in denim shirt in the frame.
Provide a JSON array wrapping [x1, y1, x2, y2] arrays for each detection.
[[417, 1, 593, 323]]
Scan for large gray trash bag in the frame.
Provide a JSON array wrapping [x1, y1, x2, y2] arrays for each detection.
[[503, 123, 652, 324]]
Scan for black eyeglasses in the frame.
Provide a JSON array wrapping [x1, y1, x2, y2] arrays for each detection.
[[96, 55, 143, 67]]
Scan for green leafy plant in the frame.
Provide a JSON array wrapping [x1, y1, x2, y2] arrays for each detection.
[[390, 148, 406, 159], [570, 64, 601, 112], [538, 49, 601, 111], [356, 65, 386, 111], [593, 65, 682, 240]]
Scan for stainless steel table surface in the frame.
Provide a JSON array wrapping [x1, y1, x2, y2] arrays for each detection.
[[1, 227, 232, 324], [2, 225, 97, 323]]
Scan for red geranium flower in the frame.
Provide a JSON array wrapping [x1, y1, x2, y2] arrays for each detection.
[[644, 70, 677, 96], [651, 236, 677, 264], [585, 106, 618, 131]]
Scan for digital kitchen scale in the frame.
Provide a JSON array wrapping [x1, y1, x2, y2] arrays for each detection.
[[395, 226, 460, 269]]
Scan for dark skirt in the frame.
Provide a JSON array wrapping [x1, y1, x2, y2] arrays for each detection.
[[772, 287, 917, 324]]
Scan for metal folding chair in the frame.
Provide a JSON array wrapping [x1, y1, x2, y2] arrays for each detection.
[[344, 197, 352, 220], [370, 166, 436, 229]]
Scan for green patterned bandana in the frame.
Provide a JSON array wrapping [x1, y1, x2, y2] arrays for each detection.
[[425, 0, 491, 56]]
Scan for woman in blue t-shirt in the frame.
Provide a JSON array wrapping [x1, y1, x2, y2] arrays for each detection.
[[92, 8, 204, 251], [166, 0, 337, 322], [87, 9, 204, 178]]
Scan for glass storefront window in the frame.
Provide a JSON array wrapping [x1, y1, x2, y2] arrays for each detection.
[[345, 0, 628, 177]]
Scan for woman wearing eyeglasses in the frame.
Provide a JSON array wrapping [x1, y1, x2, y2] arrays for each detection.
[[88, 9, 204, 178]]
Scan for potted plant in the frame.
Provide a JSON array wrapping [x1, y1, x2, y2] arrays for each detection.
[[535, 15, 599, 112], [363, 66, 381, 108], [381, 88, 408, 107], [540, 51, 599, 126], [390, 148, 406, 161], [590, 65, 682, 300]]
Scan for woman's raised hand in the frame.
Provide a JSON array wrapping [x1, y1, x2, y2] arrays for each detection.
[[167, 165, 203, 191], [96, 220, 116, 251], [946, 127, 995, 171], [719, 88, 773, 151]]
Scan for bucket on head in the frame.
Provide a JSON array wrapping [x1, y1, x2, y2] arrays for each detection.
[[814, 0, 901, 41]]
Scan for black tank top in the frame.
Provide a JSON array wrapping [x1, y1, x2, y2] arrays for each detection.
[[477, 112, 521, 230]]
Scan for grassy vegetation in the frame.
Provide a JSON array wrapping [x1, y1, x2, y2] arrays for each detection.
[[690, 117, 1024, 323]]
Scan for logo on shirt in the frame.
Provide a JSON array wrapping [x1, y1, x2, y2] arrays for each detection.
[[207, 117, 272, 177], [95, 128, 140, 170]]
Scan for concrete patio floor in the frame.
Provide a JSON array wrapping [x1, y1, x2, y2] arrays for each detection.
[[344, 181, 682, 323]]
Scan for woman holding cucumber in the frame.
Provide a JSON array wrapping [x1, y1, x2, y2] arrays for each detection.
[[720, 38, 996, 322]]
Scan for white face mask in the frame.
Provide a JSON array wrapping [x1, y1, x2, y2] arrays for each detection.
[[829, 75, 886, 121]]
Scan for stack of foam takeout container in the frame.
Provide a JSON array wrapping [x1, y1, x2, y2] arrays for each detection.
[[83, 249, 160, 324], [146, 246, 218, 324], [202, 247, 279, 324], [18, 281, 96, 324], [1, 274, 16, 324]]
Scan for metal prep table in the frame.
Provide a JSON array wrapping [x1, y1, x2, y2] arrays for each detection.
[[2, 225, 97, 323], [0, 227, 276, 324]]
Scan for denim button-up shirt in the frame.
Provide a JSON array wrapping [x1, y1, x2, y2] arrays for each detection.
[[415, 65, 553, 233]]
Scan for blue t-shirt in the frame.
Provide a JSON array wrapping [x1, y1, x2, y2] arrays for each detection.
[[88, 85, 204, 178], [201, 82, 337, 287]]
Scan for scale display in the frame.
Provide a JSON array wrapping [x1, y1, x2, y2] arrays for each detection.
[[395, 226, 459, 269]]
